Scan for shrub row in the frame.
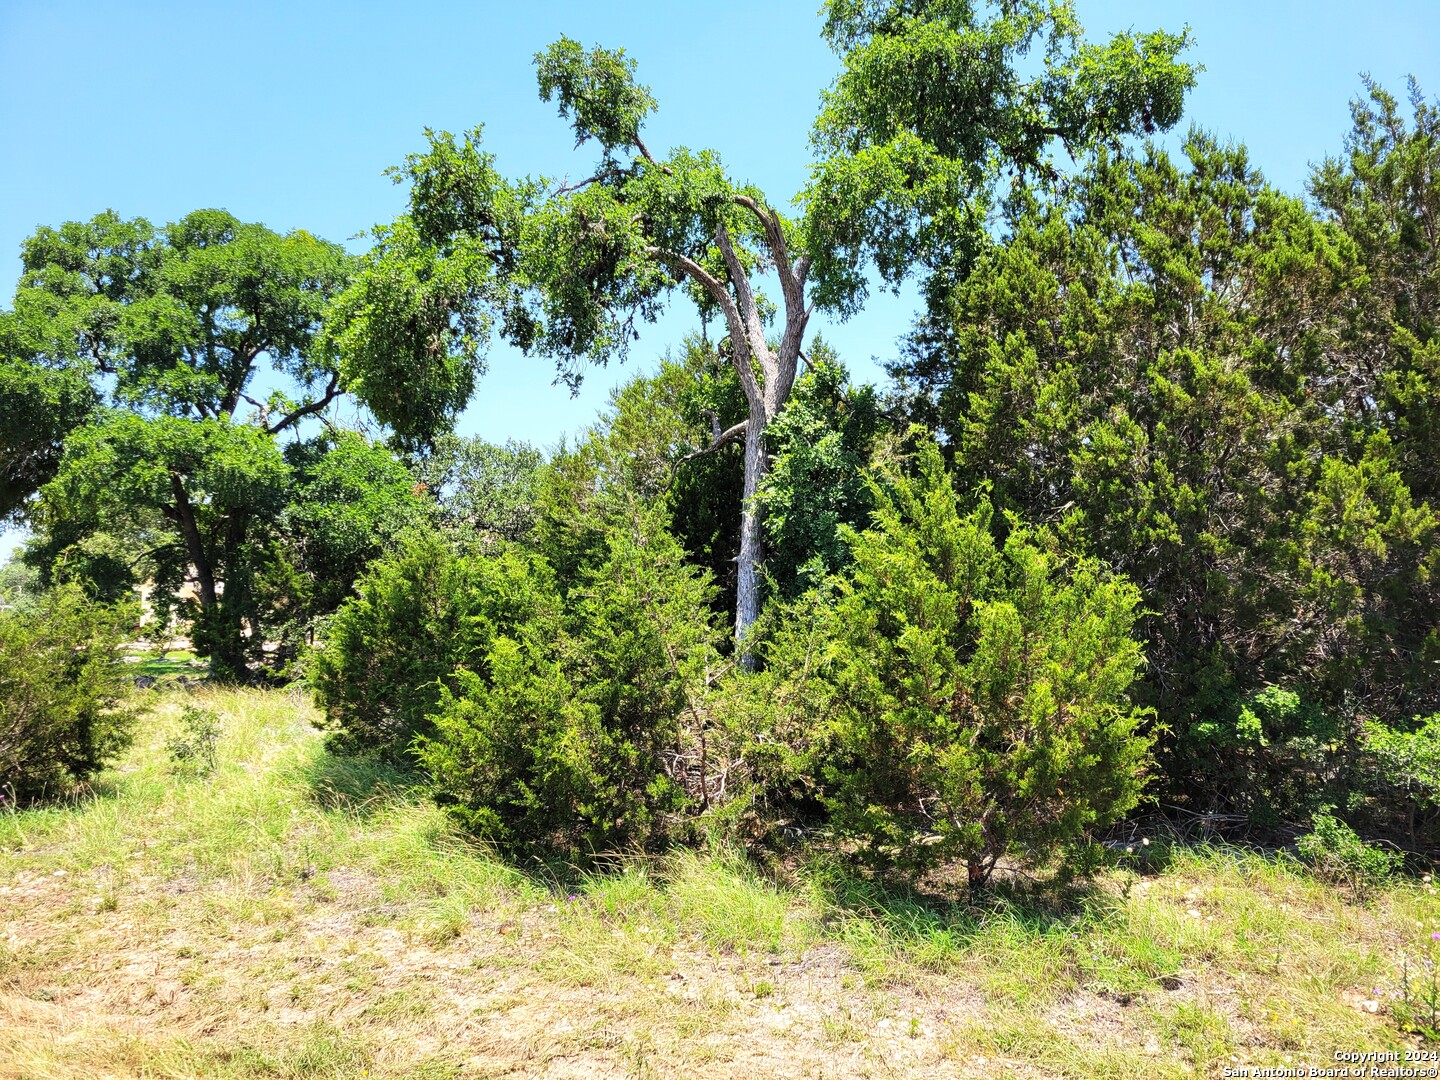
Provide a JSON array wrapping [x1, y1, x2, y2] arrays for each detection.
[[315, 447, 1155, 883]]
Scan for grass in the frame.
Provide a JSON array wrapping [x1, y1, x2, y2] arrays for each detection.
[[1, 687, 1437, 1077], [122, 645, 209, 704]]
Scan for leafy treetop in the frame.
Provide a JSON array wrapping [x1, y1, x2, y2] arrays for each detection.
[[805, 0, 1197, 311]]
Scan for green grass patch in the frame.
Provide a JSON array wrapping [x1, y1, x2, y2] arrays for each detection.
[[1, 686, 1436, 1078]]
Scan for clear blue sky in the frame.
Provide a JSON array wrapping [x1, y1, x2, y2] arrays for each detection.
[[2, 1, 1438, 558]]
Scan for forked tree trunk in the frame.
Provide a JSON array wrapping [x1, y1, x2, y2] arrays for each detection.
[[657, 201, 812, 657]]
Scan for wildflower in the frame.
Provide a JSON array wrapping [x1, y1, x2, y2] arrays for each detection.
[[1430, 932, 1439, 941], [567, 894, 577, 902]]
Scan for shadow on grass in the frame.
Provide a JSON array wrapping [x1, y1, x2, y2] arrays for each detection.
[[293, 740, 1365, 953], [2, 768, 139, 813], [295, 743, 654, 897], [801, 854, 1123, 948], [785, 827, 1244, 965], [300, 746, 429, 819], [295, 742, 1202, 924]]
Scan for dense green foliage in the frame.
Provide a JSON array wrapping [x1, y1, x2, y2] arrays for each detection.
[[0, 357, 95, 524], [305, 46, 1435, 872], [757, 347, 887, 598], [419, 503, 720, 851], [1364, 714, 1440, 841], [411, 434, 544, 542], [528, 338, 883, 616], [805, 0, 1196, 310], [314, 484, 725, 851], [310, 534, 558, 756], [0, 555, 40, 612], [1297, 809, 1402, 894], [893, 111, 1440, 830], [1311, 79, 1440, 510], [736, 445, 1150, 883], [0, 209, 432, 678], [530, 344, 735, 592], [0, 585, 135, 801], [2, 6, 1435, 882], [263, 432, 429, 666], [327, 1, 1194, 643]]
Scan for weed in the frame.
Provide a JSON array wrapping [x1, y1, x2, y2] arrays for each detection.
[[1396, 930, 1440, 1041], [1297, 808, 1401, 897], [165, 705, 222, 777]]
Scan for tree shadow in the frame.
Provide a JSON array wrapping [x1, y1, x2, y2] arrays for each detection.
[[294, 747, 612, 894], [299, 747, 429, 819], [803, 855, 1125, 948]]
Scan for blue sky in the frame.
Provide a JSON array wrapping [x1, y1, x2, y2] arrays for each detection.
[[2, 1, 1438, 558]]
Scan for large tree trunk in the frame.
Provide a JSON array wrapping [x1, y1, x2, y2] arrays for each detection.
[[211, 514, 252, 681], [169, 470, 250, 680], [170, 472, 217, 611], [659, 207, 810, 658], [734, 402, 769, 654]]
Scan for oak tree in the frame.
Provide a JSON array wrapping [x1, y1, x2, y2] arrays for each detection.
[[2, 209, 354, 677], [329, 1, 1196, 648]]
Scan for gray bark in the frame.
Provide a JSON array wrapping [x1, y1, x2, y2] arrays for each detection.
[[652, 199, 813, 657], [734, 400, 768, 657]]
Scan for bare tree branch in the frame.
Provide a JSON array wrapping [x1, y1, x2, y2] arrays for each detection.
[[730, 195, 810, 413], [267, 373, 341, 436], [239, 393, 271, 426], [668, 419, 748, 490], [648, 245, 762, 408], [730, 193, 774, 238], [706, 418, 748, 450], [715, 222, 773, 382], [733, 194, 804, 316], [632, 134, 672, 174], [555, 172, 607, 195]]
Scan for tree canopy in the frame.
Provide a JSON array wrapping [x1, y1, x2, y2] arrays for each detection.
[[326, 1, 1196, 647], [891, 109, 1440, 821], [0, 208, 425, 678], [9, 3, 1437, 888]]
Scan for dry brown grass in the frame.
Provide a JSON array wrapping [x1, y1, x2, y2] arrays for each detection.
[[1, 687, 1436, 1078]]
